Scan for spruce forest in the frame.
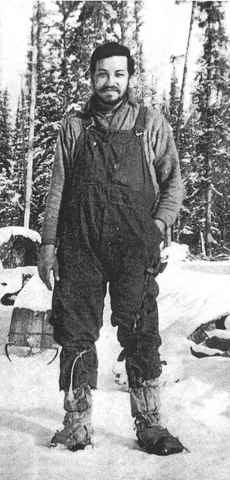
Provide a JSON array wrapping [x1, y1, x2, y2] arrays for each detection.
[[1, 0, 230, 258]]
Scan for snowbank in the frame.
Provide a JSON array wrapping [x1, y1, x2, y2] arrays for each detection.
[[1, 255, 230, 479], [0, 267, 37, 301], [181, 259, 230, 275], [0, 227, 41, 246], [163, 241, 190, 264], [14, 271, 52, 311]]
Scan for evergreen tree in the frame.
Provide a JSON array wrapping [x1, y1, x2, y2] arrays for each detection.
[[0, 88, 24, 226], [67, 1, 122, 109], [30, 1, 64, 231], [133, 0, 156, 104], [0, 169, 20, 227], [168, 62, 182, 241], [175, 1, 196, 146], [168, 60, 180, 135], [11, 88, 27, 225], [178, 109, 202, 253], [191, 1, 230, 256], [24, 0, 39, 229], [23, 1, 66, 231], [54, 1, 82, 111], [0, 89, 12, 175], [113, 0, 135, 47]]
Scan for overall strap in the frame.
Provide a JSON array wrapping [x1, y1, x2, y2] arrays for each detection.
[[62, 112, 88, 184], [134, 105, 147, 136], [70, 112, 96, 170]]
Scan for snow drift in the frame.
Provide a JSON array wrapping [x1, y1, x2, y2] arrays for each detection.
[[1, 244, 230, 480]]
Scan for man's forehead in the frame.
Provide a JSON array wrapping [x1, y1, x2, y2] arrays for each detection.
[[95, 55, 128, 70]]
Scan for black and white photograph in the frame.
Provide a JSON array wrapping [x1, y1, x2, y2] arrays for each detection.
[[1, 0, 230, 478]]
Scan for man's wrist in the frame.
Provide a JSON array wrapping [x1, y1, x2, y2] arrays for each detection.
[[153, 218, 166, 239], [40, 243, 57, 254], [41, 240, 56, 247]]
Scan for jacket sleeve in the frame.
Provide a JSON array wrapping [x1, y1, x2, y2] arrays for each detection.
[[151, 115, 184, 228], [41, 124, 66, 245], [41, 116, 81, 245]]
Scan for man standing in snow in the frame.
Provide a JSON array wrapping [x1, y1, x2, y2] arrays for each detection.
[[38, 42, 184, 454]]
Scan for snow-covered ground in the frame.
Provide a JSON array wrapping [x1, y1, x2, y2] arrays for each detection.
[[0, 227, 41, 246], [1, 247, 230, 480]]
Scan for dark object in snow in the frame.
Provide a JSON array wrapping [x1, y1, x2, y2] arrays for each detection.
[[0, 234, 40, 268], [189, 313, 230, 359], [188, 313, 230, 345], [1, 290, 21, 306], [205, 336, 230, 352], [5, 307, 58, 364], [1, 273, 33, 306], [188, 325, 209, 345], [191, 346, 230, 359]]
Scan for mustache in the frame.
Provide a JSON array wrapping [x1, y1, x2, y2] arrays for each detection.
[[99, 86, 120, 93]]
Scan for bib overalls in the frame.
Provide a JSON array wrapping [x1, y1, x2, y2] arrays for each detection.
[[50, 107, 162, 392]]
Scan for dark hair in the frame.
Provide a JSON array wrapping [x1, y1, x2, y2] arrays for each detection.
[[90, 42, 135, 76]]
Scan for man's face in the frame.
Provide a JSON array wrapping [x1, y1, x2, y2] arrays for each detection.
[[92, 55, 129, 106]]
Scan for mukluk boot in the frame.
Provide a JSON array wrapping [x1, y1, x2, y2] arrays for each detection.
[[130, 379, 186, 455], [50, 384, 93, 451]]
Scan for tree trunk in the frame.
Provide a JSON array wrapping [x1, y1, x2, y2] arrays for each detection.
[[200, 230, 206, 256], [24, 2, 38, 229], [176, 1, 196, 146], [173, 1, 196, 244], [134, 0, 151, 105], [204, 8, 213, 257], [205, 185, 212, 256], [118, 1, 135, 46]]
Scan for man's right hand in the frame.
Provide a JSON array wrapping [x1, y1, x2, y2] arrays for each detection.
[[38, 244, 60, 291]]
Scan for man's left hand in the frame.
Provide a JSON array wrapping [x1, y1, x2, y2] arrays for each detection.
[[153, 218, 165, 241]]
